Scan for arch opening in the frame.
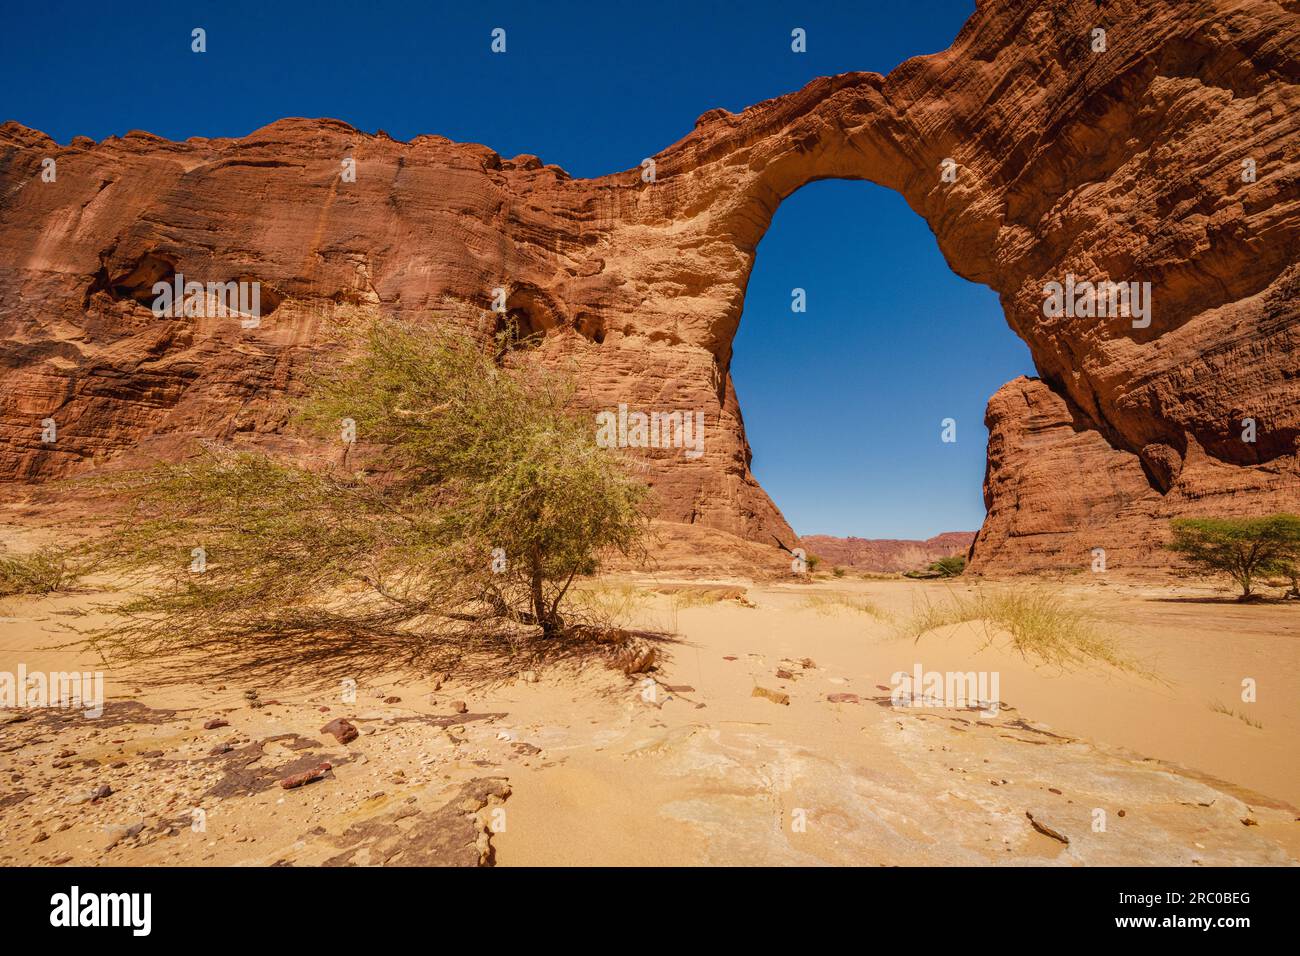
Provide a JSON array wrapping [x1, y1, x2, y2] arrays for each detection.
[[730, 178, 1035, 553]]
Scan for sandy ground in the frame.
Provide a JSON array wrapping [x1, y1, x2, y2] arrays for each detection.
[[1, 569, 1297, 866]]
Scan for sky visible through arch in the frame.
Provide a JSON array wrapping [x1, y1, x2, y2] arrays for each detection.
[[732, 180, 1034, 540], [3, 0, 1033, 538]]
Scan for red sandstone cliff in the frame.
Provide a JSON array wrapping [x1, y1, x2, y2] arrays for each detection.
[[1, 0, 1297, 573], [799, 533, 977, 573]]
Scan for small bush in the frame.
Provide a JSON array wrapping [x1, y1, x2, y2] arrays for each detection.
[[929, 555, 966, 577], [0, 547, 81, 597], [904, 554, 965, 579]]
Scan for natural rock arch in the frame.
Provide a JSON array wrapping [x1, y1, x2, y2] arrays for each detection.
[[0, 0, 1296, 572]]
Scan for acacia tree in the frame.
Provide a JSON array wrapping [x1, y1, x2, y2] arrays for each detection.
[[1165, 515, 1300, 599], [92, 319, 648, 663], [299, 319, 649, 635]]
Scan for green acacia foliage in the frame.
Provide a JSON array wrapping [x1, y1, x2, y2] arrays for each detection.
[[929, 555, 966, 577], [0, 547, 83, 596], [92, 320, 649, 664], [1166, 515, 1300, 599]]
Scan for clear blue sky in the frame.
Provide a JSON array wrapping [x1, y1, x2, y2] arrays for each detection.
[[2, 0, 1034, 539]]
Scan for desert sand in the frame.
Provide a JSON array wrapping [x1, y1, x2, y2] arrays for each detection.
[[2, 552, 1296, 867]]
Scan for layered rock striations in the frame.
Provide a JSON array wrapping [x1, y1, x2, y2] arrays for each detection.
[[1, 0, 1297, 572]]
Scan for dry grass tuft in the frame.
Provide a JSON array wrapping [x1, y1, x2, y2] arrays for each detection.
[[570, 582, 656, 624], [659, 585, 752, 608], [897, 586, 1137, 671], [1208, 699, 1263, 729], [801, 593, 890, 621]]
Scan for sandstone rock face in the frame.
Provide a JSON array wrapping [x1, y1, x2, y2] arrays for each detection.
[[1, 0, 1297, 572], [975, 376, 1300, 573], [799, 533, 977, 574]]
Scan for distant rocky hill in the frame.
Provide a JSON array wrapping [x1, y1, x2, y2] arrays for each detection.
[[799, 532, 976, 574]]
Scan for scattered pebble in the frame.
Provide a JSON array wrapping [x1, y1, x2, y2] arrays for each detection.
[[280, 763, 333, 790], [752, 687, 790, 706], [321, 718, 359, 745], [1026, 811, 1069, 845]]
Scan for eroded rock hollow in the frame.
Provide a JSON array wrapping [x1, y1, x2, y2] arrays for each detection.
[[1, 0, 1297, 572]]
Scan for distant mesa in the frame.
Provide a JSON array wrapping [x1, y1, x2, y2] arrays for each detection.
[[799, 533, 976, 574]]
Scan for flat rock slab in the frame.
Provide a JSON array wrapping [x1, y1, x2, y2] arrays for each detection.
[[555, 701, 1299, 866], [311, 777, 512, 867]]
